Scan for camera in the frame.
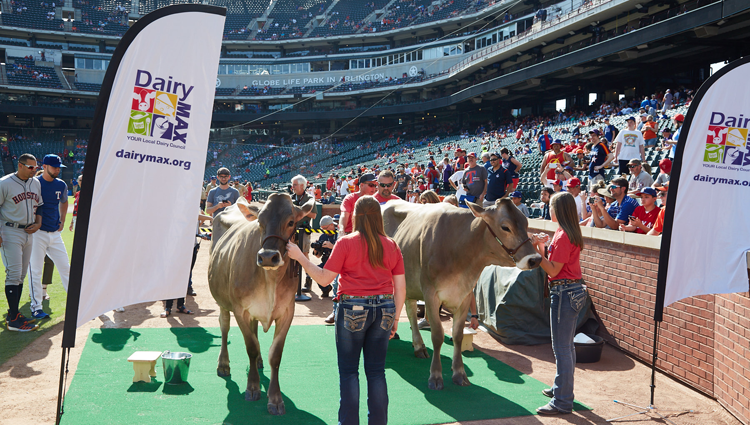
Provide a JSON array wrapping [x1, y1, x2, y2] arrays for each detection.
[[310, 241, 324, 251], [588, 197, 596, 204]]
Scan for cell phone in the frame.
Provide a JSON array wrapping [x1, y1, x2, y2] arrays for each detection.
[[628, 215, 636, 221], [549, 163, 558, 169]]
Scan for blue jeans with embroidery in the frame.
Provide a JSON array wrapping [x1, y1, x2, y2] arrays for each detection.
[[335, 296, 396, 425], [549, 282, 587, 413]]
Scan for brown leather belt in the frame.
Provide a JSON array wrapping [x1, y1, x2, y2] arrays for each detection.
[[549, 278, 583, 288]]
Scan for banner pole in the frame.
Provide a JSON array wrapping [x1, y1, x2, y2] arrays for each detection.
[[55, 347, 69, 425], [649, 320, 660, 407]]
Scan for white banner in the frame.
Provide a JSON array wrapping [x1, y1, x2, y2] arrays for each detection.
[[662, 59, 750, 308], [73, 8, 225, 327]]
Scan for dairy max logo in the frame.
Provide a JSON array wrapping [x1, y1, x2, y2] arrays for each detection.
[[126, 70, 194, 143], [704, 112, 750, 166]]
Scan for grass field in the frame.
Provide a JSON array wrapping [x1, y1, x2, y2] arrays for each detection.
[[0, 197, 74, 366]]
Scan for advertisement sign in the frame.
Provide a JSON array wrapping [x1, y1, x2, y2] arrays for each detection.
[[62, 5, 226, 338], [655, 57, 750, 320]]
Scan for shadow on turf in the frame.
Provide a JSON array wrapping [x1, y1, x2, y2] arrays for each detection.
[[221, 374, 328, 424]]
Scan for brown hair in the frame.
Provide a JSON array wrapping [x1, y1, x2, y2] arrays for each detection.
[[419, 190, 440, 204], [550, 192, 584, 250], [353, 196, 387, 269], [378, 170, 395, 180]]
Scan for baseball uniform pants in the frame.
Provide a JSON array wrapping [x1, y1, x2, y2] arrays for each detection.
[[0, 226, 33, 288], [28, 230, 70, 312]]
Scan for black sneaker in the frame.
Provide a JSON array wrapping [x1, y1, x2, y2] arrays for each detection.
[[6, 313, 39, 332], [542, 388, 553, 398]]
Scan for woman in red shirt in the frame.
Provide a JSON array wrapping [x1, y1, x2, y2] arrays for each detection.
[[530, 192, 587, 415], [287, 196, 406, 425]]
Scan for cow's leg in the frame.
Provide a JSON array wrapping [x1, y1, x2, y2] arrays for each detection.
[[405, 299, 428, 358], [217, 307, 231, 377], [251, 319, 263, 370], [235, 311, 262, 402], [424, 296, 444, 390], [450, 294, 472, 387], [266, 302, 294, 416]]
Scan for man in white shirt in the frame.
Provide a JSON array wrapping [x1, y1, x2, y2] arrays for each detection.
[[614, 116, 646, 175], [449, 168, 466, 200]]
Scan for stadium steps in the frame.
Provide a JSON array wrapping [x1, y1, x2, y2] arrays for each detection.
[[304, 0, 341, 37], [53, 64, 72, 90], [357, 0, 399, 33]]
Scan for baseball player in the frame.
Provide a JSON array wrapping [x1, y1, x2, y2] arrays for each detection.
[[1, 154, 43, 331], [28, 155, 70, 320]]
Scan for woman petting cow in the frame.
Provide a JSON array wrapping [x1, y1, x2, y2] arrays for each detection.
[[530, 192, 587, 415], [287, 195, 406, 425]]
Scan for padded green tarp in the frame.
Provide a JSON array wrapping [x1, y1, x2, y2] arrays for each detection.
[[475, 266, 597, 345]]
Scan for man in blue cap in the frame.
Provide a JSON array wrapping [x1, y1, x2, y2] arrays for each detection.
[[509, 191, 530, 217], [28, 154, 69, 319]]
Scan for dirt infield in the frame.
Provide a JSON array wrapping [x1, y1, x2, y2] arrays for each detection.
[[0, 245, 741, 425]]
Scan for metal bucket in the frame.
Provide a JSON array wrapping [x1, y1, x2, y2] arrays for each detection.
[[161, 351, 192, 385]]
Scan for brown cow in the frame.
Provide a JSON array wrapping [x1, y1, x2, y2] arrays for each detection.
[[382, 198, 541, 390], [209, 194, 315, 415]]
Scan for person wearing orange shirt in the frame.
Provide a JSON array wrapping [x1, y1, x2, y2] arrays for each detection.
[[641, 115, 658, 148]]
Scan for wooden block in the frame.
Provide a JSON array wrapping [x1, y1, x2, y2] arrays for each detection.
[[128, 351, 162, 383], [462, 327, 477, 352]]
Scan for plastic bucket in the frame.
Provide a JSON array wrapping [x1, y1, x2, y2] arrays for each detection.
[[574, 334, 604, 363], [161, 351, 192, 384]]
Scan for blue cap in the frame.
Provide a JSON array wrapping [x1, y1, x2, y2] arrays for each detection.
[[333, 214, 340, 221], [42, 154, 65, 168], [626, 116, 636, 122], [510, 191, 523, 198], [551, 139, 563, 146], [635, 187, 658, 197]]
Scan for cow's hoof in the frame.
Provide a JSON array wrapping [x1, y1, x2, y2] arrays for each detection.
[[452, 372, 471, 387], [257, 357, 264, 369], [245, 389, 261, 401], [428, 376, 444, 390], [414, 346, 429, 359], [217, 365, 231, 377], [268, 402, 286, 415]]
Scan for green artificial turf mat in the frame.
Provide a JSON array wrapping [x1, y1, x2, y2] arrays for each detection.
[[60, 326, 588, 425]]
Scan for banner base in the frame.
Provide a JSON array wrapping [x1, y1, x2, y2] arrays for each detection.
[[607, 400, 693, 425]]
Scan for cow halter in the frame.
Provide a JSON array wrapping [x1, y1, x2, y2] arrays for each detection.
[[484, 222, 531, 264]]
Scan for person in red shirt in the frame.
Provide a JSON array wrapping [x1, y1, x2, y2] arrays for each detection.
[[530, 192, 587, 415], [245, 182, 253, 202], [540, 140, 572, 183], [648, 184, 669, 236], [373, 170, 400, 205], [622, 187, 661, 234], [339, 173, 378, 234], [287, 196, 406, 425], [425, 163, 440, 192], [327, 174, 336, 191]]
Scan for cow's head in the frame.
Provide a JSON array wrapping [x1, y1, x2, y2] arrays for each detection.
[[240, 193, 315, 270], [466, 198, 541, 270]]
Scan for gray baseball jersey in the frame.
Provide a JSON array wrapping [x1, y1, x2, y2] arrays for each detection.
[[0, 173, 43, 225]]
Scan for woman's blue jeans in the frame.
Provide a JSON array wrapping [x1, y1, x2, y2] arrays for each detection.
[[335, 296, 396, 425], [549, 282, 587, 413]]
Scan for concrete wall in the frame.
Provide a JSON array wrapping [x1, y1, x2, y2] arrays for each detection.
[[528, 219, 750, 424]]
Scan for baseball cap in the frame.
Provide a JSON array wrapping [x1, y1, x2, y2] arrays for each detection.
[[604, 117, 610, 121], [640, 113, 648, 117], [467, 152, 477, 158], [662, 127, 672, 133], [635, 187, 658, 198], [589, 129, 601, 136], [333, 214, 341, 222], [42, 154, 66, 168], [553, 180, 564, 187], [626, 116, 636, 122], [551, 139, 563, 146], [673, 114, 685, 122], [575, 148, 585, 154], [428, 163, 435, 168], [211, 176, 216, 179], [217, 167, 230, 176], [510, 191, 522, 198], [320, 215, 334, 227], [359, 173, 377, 184], [567, 177, 581, 188], [659, 158, 672, 173]]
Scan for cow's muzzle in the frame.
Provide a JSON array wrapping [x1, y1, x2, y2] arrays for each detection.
[[258, 249, 284, 270]]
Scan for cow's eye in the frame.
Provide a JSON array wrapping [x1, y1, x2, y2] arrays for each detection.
[[288, 220, 295, 227], [501, 226, 511, 232]]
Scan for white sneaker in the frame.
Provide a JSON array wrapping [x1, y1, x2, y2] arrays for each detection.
[[113, 307, 125, 312], [417, 318, 430, 330]]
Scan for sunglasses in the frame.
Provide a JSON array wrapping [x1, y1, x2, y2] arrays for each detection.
[[217, 174, 230, 178], [657, 192, 666, 197], [627, 164, 639, 168], [20, 163, 37, 170], [490, 158, 499, 162], [378, 182, 394, 187], [365, 183, 377, 188], [608, 185, 619, 191]]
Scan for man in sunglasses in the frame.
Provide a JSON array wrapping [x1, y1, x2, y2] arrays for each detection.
[[205, 168, 239, 218], [626, 159, 653, 194], [374, 170, 400, 205], [339, 173, 378, 235], [1, 154, 43, 331], [592, 177, 638, 230]]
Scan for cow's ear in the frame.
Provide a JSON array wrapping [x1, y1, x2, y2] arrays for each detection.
[[466, 201, 486, 218], [294, 197, 315, 221], [236, 199, 259, 221]]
